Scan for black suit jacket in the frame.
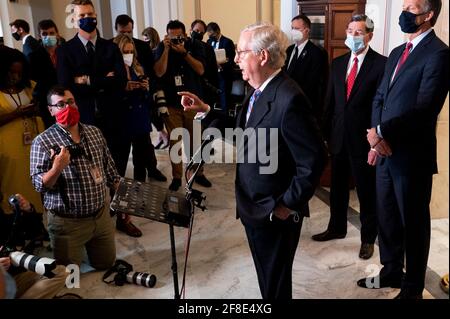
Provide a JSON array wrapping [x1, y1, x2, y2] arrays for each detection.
[[133, 37, 154, 79], [371, 30, 449, 175], [284, 41, 328, 120], [57, 34, 127, 127], [205, 72, 327, 227], [324, 47, 387, 156], [207, 35, 236, 80]]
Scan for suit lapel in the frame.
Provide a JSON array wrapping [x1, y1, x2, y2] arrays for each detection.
[[347, 48, 375, 103], [245, 73, 283, 128], [389, 31, 436, 89], [338, 53, 351, 103], [237, 92, 252, 128]]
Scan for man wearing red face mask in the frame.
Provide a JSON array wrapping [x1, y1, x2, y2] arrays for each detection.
[[29, 86, 119, 270]]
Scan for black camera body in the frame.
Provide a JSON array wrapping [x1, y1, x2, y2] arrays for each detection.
[[103, 259, 157, 288], [170, 36, 185, 45], [50, 144, 84, 160]]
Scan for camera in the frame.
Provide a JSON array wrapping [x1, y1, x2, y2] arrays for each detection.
[[170, 36, 185, 45], [51, 144, 85, 160], [103, 259, 157, 288]]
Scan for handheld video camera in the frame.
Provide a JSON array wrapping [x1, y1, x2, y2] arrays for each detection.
[[103, 259, 157, 288]]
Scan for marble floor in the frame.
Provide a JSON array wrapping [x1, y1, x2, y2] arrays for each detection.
[[54, 140, 449, 299]]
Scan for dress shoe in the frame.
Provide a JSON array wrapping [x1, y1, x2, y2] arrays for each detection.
[[148, 168, 167, 182], [359, 243, 375, 259], [169, 178, 182, 191], [116, 219, 142, 237], [311, 230, 346, 242], [195, 175, 212, 188], [394, 290, 423, 299], [357, 275, 402, 289]]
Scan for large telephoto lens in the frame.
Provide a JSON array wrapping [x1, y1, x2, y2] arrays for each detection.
[[126, 272, 156, 288]]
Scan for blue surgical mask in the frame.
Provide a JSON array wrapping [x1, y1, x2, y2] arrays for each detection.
[[399, 11, 427, 34], [42, 35, 58, 47], [79, 17, 97, 33], [345, 35, 366, 53]]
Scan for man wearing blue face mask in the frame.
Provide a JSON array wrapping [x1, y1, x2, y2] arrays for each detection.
[[315, 15, 387, 261], [35, 19, 65, 128], [361, 0, 448, 299]]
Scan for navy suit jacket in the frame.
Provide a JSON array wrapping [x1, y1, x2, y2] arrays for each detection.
[[284, 41, 328, 120], [207, 35, 236, 79], [205, 72, 327, 227], [324, 47, 387, 156], [371, 30, 449, 175], [57, 34, 127, 127]]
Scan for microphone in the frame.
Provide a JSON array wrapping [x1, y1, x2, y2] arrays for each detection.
[[186, 134, 215, 172]]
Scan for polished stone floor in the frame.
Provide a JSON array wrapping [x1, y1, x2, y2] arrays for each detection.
[[55, 140, 449, 299]]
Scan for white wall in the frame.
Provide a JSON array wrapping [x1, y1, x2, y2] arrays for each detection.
[[280, 0, 298, 34]]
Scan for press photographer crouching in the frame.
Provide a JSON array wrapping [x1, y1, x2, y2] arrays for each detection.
[[0, 194, 66, 299], [30, 86, 119, 270]]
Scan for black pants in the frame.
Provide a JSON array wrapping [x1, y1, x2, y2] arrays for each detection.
[[376, 161, 432, 295], [244, 216, 303, 299], [329, 148, 377, 244], [109, 133, 155, 182]]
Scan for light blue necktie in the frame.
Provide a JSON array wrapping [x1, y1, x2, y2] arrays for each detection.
[[246, 89, 262, 124]]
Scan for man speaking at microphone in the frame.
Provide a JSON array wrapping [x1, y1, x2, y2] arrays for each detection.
[[179, 23, 326, 299]]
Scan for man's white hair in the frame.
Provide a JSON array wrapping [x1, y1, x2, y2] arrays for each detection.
[[241, 22, 288, 69]]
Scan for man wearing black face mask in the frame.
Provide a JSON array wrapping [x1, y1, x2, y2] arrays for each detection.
[[56, 0, 127, 128], [190, 20, 219, 107], [358, 0, 449, 299], [206, 22, 236, 115]]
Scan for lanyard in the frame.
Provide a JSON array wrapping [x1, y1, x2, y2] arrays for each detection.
[[8, 92, 22, 108]]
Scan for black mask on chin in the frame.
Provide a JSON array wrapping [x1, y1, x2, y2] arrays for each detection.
[[12, 32, 21, 41]]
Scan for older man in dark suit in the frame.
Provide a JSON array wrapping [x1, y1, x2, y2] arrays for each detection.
[[359, 0, 449, 299], [312, 14, 387, 260], [180, 23, 326, 299]]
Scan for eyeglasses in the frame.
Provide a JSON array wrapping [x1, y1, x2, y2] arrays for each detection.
[[235, 49, 253, 59], [49, 98, 76, 109], [346, 29, 367, 36]]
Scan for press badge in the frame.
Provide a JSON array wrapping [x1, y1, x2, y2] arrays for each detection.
[[89, 165, 104, 185], [174, 75, 184, 87], [23, 132, 33, 145]]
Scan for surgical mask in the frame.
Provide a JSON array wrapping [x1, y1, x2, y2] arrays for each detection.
[[55, 106, 80, 127], [399, 11, 427, 34], [79, 17, 97, 33], [12, 32, 21, 41], [288, 29, 304, 44], [42, 35, 58, 47], [191, 31, 204, 41], [209, 34, 218, 42], [123, 53, 134, 67], [345, 35, 366, 53]]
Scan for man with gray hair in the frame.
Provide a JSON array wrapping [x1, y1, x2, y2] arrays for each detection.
[[313, 14, 387, 261], [180, 23, 326, 299]]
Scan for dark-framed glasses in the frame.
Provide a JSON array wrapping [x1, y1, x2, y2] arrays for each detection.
[[49, 98, 76, 109], [235, 49, 253, 59]]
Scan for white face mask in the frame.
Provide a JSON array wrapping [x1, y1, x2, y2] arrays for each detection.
[[123, 53, 134, 67], [288, 29, 304, 44]]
